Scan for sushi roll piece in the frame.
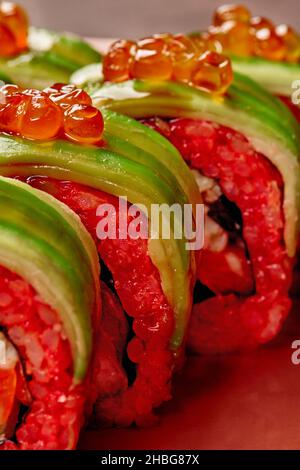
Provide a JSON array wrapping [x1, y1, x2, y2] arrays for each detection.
[[0, 83, 197, 426], [87, 34, 300, 353], [0, 2, 101, 89], [0, 176, 100, 449], [190, 4, 300, 121]]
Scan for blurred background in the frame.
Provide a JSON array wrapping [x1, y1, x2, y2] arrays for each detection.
[[19, 0, 299, 38]]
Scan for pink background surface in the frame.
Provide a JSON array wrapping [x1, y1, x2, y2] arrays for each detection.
[[79, 303, 300, 450], [20, 0, 300, 38]]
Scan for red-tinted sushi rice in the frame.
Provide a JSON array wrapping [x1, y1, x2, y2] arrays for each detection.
[[0, 267, 88, 450], [24, 178, 177, 426], [142, 117, 292, 353]]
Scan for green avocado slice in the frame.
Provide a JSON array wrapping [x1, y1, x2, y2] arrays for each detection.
[[231, 55, 300, 97], [0, 177, 100, 381], [29, 27, 102, 71], [0, 53, 71, 90], [90, 76, 300, 257], [0, 28, 101, 90]]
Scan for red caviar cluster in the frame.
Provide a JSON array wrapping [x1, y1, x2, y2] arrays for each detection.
[[103, 34, 233, 94], [0, 2, 28, 57], [0, 83, 104, 144], [204, 4, 300, 62]]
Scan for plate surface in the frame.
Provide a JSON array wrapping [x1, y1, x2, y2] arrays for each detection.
[[79, 304, 300, 450]]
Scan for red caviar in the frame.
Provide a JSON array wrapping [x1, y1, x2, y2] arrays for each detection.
[[191, 51, 233, 94], [203, 4, 300, 62], [213, 4, 251, 26], [168, 34, 202, 82], [0, 83, 104, 144], [0, 23, 16, 56], [130, 37, 173, 80], [276, 24, 300, 62], [249, 16, 286, 61], [0, 2, 28, 57], [20, 89, 63, 140], [209, 21, 253, 57], [103, 33, 233, 95], [63, 104, 104, 144], [103, 40, 136, 82]]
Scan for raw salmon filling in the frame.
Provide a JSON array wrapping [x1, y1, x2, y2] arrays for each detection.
[[142, 117, 292, 353]]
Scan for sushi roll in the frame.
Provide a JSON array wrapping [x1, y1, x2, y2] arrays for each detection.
[[190, 4, 300, 121], [0, 2, 101, 89], [88, 34, 300, 353], [0, 83, 197, 426], [0, 176, 100, 449]]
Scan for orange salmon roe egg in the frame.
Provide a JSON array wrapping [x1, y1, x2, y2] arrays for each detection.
[[206, 5, 299, 63], [20, 89, 62, 140], [209, 21, 252, 56], [0, 83, 20, 96], [191, 51, 233, 94], [103, 33, 233, 95], [44, 83, 76, 95], [0, 91, 27, 133], [49, 88, 92, 109], [103, 40, 136, 82], [0, 2, 28, 56], [63, 104, 104, 144], [213, 4, 251, 26], [44, 83, 92, 109], [198, 31, 223, 54], [0, 367, 17, 432], [0, 84, 104, 144], [168, 34, 201, 82], [0, 22, 17, 56], [130, 37, 173, 80], [249, 16, 286, 61], [276, 24, 300, 63]]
